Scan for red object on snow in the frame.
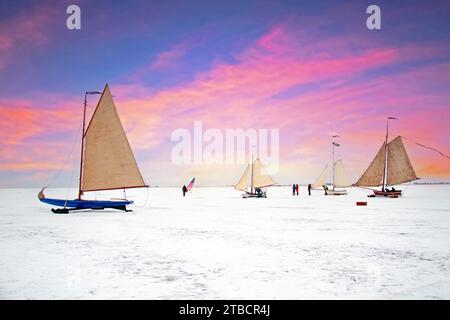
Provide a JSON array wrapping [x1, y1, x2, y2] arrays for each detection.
[[356, 201, 367, 206]]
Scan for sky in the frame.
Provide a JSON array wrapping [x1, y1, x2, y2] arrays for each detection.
[[0, 0, 449, 188]]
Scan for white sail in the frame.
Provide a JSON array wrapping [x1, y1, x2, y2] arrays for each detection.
[[312, 164, 328, 189], [234, 164, 250, 191], [333, 160, 351, 188], [252, 158, 275, 188], [355, 142, 386, 187], [234, 158, 274, 191], [82, 85, 146, 192], [386, 136, 419, 186]]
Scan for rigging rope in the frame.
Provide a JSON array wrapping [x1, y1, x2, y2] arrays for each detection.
[[64, 147, 80, 208], [46, 116, 83, 188], [401, 136, 450, 159], [133, 186, 150, 208], [402, 181, 412, 195]]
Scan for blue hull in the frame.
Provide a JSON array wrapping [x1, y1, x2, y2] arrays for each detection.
[[39, 197, 133, 209]]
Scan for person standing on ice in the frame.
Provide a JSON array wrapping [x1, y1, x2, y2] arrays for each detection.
[[308, 184, 312, 196], [295, 184, 299, 195], [182, 185, 188, 197], [292, 184, 296, 196], [255, 188, 262, 197]]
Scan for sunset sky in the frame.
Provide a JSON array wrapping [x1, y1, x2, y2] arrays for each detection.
[[0, 0, 449, 188]]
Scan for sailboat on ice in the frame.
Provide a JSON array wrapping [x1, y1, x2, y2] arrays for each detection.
[[38, 84, 148, 213], [355, 117, 419, 197], [186, 177, 195, 191], [312, 141, 351, 195], [234, 157, 275, 198]]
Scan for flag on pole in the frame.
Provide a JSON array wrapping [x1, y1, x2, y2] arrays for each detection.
[[187, 177, 195, 191]]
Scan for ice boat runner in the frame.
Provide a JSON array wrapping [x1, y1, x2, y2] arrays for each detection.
[[234, 157, 275, 198], [311, 141, 351, 195], [38, 84, 148, 213], [355, 117, 419, 197]]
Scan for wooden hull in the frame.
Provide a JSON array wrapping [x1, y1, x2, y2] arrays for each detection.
[[39, 197, 133, 211], [325, 189, 347, 196], [38, 187, 133, 211], [370, 190, 402, 198], [242, 192, 267, 198]]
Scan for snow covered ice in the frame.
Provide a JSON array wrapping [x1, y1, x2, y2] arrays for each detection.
[[1, 185, 449, 299]]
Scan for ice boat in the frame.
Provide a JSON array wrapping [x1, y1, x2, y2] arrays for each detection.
[[234, 157, 274, 198], [355, 117, 419, 197], [38, 84, 148, 213], [187, 177, 195, 191], [39, 189, 133, 213], [312, 140, 351, 196]]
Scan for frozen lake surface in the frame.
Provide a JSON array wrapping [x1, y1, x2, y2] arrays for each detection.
[[0, 185, 449, 299]]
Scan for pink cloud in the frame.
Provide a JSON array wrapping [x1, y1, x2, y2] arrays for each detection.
[[150, 42, 190, 70], [113, 27, 402, 153], [127, 29, 211, 81], [0, 94, 82, 173], [0, 3, 58, 70], [1, 24, 449, 185], [127, 42, 191, 81], [110, 26, 448, 181]]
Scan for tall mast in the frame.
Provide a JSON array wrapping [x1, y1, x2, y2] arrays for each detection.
[[331, 135, 339, 190], [78, 91, 102, 200], [332, 142, 335, 190], [382, 117, 398, 190], [78, 94, 88, 200], [250, 155, 254, 194]]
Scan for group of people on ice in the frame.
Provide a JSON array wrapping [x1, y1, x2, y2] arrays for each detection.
[[382, 187, 397, 192], [292, 183, 314, 196]]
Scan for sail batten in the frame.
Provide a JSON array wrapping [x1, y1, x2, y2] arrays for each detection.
[[81, 85, 146, 192]]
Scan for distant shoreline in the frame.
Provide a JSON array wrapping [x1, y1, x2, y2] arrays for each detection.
[[1, 182, 450, 189]]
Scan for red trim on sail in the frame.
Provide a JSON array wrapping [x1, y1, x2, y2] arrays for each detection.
[[81, 185, 149, 192]]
